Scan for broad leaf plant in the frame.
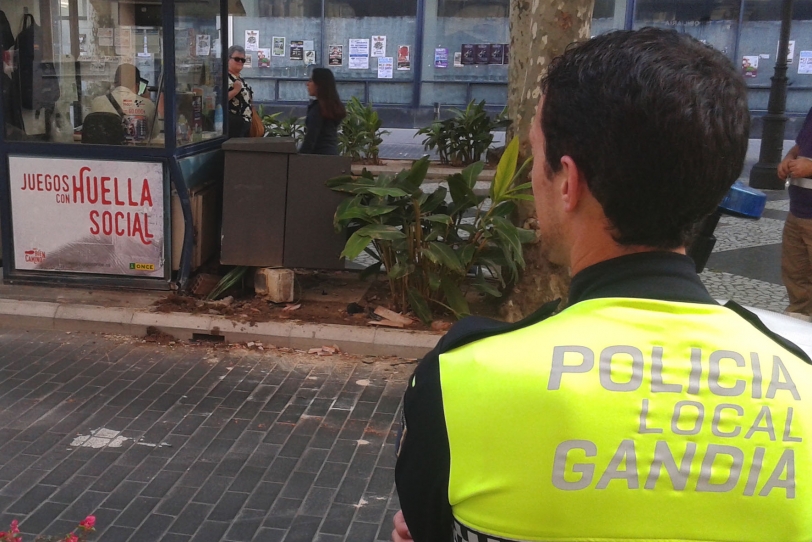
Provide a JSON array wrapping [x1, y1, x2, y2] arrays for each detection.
[[328, 137, 535, 323]]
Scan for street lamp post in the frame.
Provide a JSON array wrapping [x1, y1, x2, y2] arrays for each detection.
[[748, 0, 794, 190]]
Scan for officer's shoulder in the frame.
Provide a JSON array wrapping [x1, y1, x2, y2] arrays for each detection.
[[436, 299, 561, 355]]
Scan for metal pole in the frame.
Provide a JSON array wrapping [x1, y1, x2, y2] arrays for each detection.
[[748, 0, 793, 189]]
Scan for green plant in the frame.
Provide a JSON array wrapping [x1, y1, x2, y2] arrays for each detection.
[[416, 101, 510, 167], [259, 107, 305, 144], [328, 137, 534, 323], [207, 266, 249, 300], [338, 97, 390, 164]]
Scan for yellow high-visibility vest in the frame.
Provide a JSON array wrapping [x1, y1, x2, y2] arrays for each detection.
[[441, 298, 812, 541]]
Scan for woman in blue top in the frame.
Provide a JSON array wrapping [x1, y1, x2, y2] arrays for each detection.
[[300, 68, 346, 155]]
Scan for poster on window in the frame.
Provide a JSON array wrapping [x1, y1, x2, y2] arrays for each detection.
[[434, 48, 448, 68], [290, 40, 304, 60], [196, 34, 211, 57], [304, 50, 316, 65], [349, 39, 370, 69], [475, 44, 490, 64], [489, 44, 504, 65], [799, 51, 812, 74], [273, 37, 286, 57], [397, 45, 411, 70], [378, 57, 393, 78], [454, 52, 463, 67], [98, 28, 114, 47], [372, 36, 387, 57], [115, 27, 133, 55], [258, 48, 271, 68], [329, 45, 343, 66], [9, 156, 166, 278], [777, 40, 795, 63], [461, 44, 475, 65], [741, 56, 758, 78], [245, 30, 259, 51]]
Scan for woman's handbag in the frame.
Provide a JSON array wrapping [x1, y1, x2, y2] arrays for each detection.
[[249, 109, 264, 137]]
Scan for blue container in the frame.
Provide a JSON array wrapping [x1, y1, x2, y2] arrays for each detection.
[[718, 181, 767, 219]]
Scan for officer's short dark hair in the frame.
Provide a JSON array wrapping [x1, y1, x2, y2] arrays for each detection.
[[540, 27, 750, 249]]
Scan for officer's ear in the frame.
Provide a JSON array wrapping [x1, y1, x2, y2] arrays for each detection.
[[558, 155, 585, 213]]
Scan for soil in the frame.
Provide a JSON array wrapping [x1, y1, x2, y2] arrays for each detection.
[[153, 269, 503, 332]]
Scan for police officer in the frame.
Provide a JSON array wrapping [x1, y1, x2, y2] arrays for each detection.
[[393, 28, 812, 542]]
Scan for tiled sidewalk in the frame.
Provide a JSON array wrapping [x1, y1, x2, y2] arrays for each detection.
[[0, 330, 410, 542]]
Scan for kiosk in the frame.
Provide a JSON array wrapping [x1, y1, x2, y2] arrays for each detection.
[[0, 0, 230, 291]]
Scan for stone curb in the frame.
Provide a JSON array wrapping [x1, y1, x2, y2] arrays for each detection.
[[0, 298, 441, 358], [352, 162, 496, 182]]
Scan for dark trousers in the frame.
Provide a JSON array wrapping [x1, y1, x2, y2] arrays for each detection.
[[228, 112, 250, 138]]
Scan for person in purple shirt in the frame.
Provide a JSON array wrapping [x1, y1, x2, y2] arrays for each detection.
[[778, 105, 812, 315]]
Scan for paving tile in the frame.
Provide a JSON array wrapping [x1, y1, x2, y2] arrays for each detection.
[[114, 495, 160, 528], [170, 502, 213, 535], [208, 491, 249, 522], [189, 520, 230, 542]]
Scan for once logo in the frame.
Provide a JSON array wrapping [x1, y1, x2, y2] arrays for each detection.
[[129, 262, 155, 271]]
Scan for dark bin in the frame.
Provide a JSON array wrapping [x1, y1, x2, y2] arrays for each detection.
[[220, 137, 351, 269]]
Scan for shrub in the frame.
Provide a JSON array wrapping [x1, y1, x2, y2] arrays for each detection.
[[338, 97, 389, 164], [328, 137, 534, 323], [416, 100, 510, 167], [259, 108, 305, 144]]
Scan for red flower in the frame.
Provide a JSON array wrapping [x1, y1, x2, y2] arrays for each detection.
[[64, 534, 79, 542], [9, 521, 18, 535], [78, 515, 96, 530]]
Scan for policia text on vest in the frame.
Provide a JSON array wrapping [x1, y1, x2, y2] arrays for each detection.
[[550, 344, 800, 498]]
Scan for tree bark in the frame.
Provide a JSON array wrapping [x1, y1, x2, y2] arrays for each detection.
[[501, 0, 594, 322]]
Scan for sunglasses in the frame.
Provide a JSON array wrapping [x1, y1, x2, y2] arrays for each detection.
[[230, 57, 247, 63]]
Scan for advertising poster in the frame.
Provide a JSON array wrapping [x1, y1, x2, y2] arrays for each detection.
[[741, 55, 758, 78], [453, 52, 463, 67], [461, 44, 475, 65], [378, 57, 394, 78], [397, 45, 411, 70], [489, 44, 504, 64], [98, 28, 114, 47], [290, 40, 304, 60], [349, 39, 370, 69], [244, 30, 259, 51], [372, 36, 387, 57], [329, 45, 343, 66], [777, 40, 795, 63], [304, 50, 316, 65], [257, 48, 271, 68], [799, 51, 812, 74], [115, 27, 133, 55], [196, 34, 211, 56], [244, 53, 253, 68], [475, 44, 490, 64], [434, 48, 448, 68], [9, 156, 165, 278], [272, 37, 286, 57]]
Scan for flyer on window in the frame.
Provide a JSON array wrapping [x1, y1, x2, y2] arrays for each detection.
[[489, 44, 504, 64], [290, 40, 304, 60], [245, 30, 259, 51], [434, 48, 448, 68], [304, 50, 316, 65], [349, 39, 370, 69], [372, 36, 387, 57], [98, 28, 114, 47], [475, 44, 490, 64], [777, 40, 795, 63], [741, 56, 758, 78], [244, 53, 253, 68], [115, 27, 133, 55], [799, 51, 812, 74], [258, 48, 271, 68], [329, 45, 343, 66], [196, 34, 211, 57], [461, 44, 475, 65], [378, 57, 393, 78], [397, 45, 411, 70], [454, 52, 463, 67], [272, 37, 286, 57]]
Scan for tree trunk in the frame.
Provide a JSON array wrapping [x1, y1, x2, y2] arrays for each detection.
[[500, 0, 594, 322]]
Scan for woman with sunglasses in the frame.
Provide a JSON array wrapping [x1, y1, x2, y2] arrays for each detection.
[[300, 68, 346, 155], [227, 45, 254, 138]]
